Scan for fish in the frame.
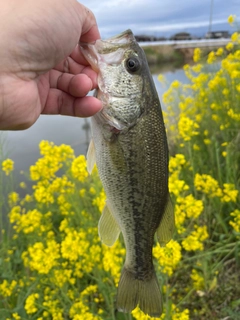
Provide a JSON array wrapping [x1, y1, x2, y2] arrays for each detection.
[[80, 29, 174, 318]]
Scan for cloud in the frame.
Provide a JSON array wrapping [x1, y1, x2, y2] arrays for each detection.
[[79, 0, 239, 38]]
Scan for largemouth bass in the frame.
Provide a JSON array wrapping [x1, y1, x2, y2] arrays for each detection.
[[80, 30, 174, 317]]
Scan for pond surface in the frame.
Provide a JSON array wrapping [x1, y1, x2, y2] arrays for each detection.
[[2, 64, 187, 178]]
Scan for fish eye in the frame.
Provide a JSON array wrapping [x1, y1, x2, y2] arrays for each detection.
[[125, 57, 141, 73]]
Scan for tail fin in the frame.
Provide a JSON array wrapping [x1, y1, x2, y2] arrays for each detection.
[[116, 267, 162, 317]]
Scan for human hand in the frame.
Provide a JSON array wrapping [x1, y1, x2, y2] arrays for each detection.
[[0, 0, 102, 130]]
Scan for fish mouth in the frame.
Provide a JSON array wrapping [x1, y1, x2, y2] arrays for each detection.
[[79, 29, 136, 72], [103, 29, 135, 44]]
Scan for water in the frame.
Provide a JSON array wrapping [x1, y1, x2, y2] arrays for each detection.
[[2, 65, 187, 177]]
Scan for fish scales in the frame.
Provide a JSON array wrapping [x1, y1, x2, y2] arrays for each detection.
[[80, 29, 174, 317]]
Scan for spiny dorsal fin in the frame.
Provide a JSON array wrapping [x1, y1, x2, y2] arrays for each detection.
[[98, 201, 120, 247], [86, 139, 96, 174], [156, 194, 175, 247]]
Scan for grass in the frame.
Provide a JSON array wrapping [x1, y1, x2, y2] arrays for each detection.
[[143, 45, 185, 68], [0, 23, 240, 320]]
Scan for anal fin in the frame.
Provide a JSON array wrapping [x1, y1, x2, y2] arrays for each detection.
[[156, 194, 175, 247]]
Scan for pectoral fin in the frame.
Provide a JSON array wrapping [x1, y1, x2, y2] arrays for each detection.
[[156, 195, 175, 247], [98, 201, 120, 247], [86, 139, 96, 174]]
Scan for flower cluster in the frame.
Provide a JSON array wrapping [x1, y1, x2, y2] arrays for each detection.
[[1, 158, 14, 175]]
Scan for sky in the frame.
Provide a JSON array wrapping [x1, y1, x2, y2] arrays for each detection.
[[79, 0, 239, 39]]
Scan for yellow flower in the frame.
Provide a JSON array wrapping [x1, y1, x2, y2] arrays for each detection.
[[19, 181, 26, 188], [12, 313, 21, 320], [52, 269, 75, 288], [2, 158, 14, 175], [216, 47, 224, 57], [79, 188, 86, 197], [169, 154, 187, 172], [178, 115, 199, 141], [132, 304, 190, 320], [22, 240, 60, 274], [93, 189, 106, 212], [61, 229, 89, 262], [103, 242, 125, 284], [182, 225, 208, 251], [179, 194, 204, 220], [34, 183, 54, 204], [207, 51, 216, 64], [25, 293, 39, 314], [226, 42, 234, 51], [171, 80, 181, 89], [42, 298, 64, 320], [158, 74, 165, 83], [236, 84, 240, 93], [193, 144, 200, 151], [153, 240, 182, 276], [194, 173, 223, 198], [8, 192, 19, 207], [231, 32, 239, 42], [229, 209, 240, 234], [221, 184, 238, 202], [227, 15, 235, 25], [193, 48, 201, 63], [191, 269, 204, 290], [204, 139, 211, 145], [69, 286, 102, 320], [71, 155, 88, 182], [89, 186, 96, 194], [0, 279, 17, 297]]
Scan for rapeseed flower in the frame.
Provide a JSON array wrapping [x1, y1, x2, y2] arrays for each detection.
[[9, 208, 48, 234], [42, 299, 64, 320], [229, 209, 240, 234], [227, 15, 235, 25], [25, 293, 39, 314], [0, 279, 17, 297], [153, 240, 182, 276], [222, 183, 238, 202], [12, 313, 21, 320], [61, 229, 89, 261], [226, 42, 234, 51], [193, 48, 201, 63], [71, 155, 88, 182], [2, 158, 14, 175], [178, 115, 199, 141], [194, 173, 223, 198], [93, 189, 106, 212], [207, 51, 216, 64], [22, 240, 60, 274], [132, 303, 190, 320], [33, 182, 55, 204], [182, 226, 208, 251], [169, 154, 187, 172], [8, 192, 19, 206], [191, 269, 204, 290], [216, 47, 224, 57], [103, 242, 125, 284]]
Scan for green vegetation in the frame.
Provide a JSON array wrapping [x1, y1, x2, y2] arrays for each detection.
[[143, 45, 184, 68], [0, 18, 240, 320]]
